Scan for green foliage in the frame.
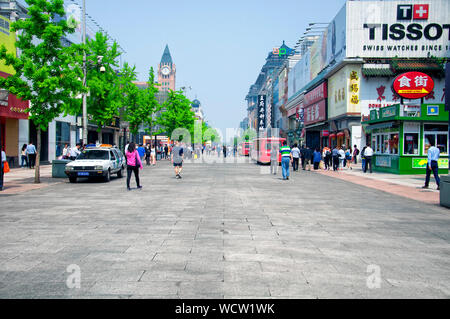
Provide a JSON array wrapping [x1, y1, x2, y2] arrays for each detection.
[[118, 62, 142, 135], [0, 0, 85, 131], [156, 89, 196, 141], [201, 122, 221, 144], [68, 32, 122, 130], [139, 67, 159, 134]]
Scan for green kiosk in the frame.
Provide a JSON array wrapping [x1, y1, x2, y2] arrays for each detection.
[[362, 103, 449, 175]]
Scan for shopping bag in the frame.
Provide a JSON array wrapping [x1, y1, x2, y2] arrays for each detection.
[[319, 161, 324, 170], [3, 161, 10, 173]]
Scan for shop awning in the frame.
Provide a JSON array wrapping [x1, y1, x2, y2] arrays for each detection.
[[362, 64, 394, 77], [393, 61, 443, 72], [329, 134, 336, 138], [364, 121, 395, 131], [337, 132, 345, 137]]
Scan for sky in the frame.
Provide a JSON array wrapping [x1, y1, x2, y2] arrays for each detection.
[[73, 0, 347, 138]]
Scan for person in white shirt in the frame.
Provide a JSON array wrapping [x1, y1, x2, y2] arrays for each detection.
[[1, 146, 6, 191], [338, 147, 345, 170], [291, 143, 300, 171], [422, 140, 440, 190], [69, 144, 81, 160], [363, 144, 374, 173], [62, 144, 69, 159]]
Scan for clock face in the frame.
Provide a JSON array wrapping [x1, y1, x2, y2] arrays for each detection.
[[161, 67, 170, 75]]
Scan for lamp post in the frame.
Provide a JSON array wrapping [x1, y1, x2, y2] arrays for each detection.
[[82, 0, 87, 146]]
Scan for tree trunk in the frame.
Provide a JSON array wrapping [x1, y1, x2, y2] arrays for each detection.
[[98, 127, 103, 144], [35, 127, 41, 184]]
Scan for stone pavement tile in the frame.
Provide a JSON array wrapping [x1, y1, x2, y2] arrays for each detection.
[[223, 282, 271, 297], [0, 281, 97, 298], [80, 269, 145, 282], [177, 281, 224, 296], [185, 261, 225, 273], [140, 269, 223, 282], [87, 281, 179, 296]]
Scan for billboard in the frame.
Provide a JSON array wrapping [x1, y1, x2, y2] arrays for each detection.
[[328, 65, 362, 119], [0, 15, 16, 75], [346, 0, 450, 58], [257, 95, 266, 131]]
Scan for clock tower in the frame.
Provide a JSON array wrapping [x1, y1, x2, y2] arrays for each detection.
[[158, 45, 176, 92]]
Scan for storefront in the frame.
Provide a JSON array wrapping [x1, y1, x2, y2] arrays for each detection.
[[327, 64, 363, 149], [362, 104, 448, 174], [303, 82, 328, 150]]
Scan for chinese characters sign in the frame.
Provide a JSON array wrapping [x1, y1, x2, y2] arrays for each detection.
[[304, 100, 326, 126], [349, 70, 359, 105], [304, 82, 327, 106], [257, 95, 266, 131], [393, 71, 434, 99]]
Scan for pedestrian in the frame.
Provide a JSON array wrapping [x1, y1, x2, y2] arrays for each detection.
[[364, 143, 374, 173], [0, 146, 7, 191], [270, 142, 279, 175], [422, 140, 440, 190], [361, 146, 367, 172], [313, 148, 322, 170], [125, 142, 143, 190], [164, 144, 168, 159], [332, 146, 340, 171], [223, 144, 227, 158], [137, 144, 146, 163], [345, 147, 352, 170], [151, 144, 156, 166], [291, 143, 300, 171], [26, 142, 37, 169], [171, 140, 184, 179], [280, 141, 292, 180], [62, 144, 69, 159], [338, 146, 345, 170], [20, 144, 28, 168], [302, 146, 312, 171], [353, 145, 360, 165], [69, 143, 81, 161], [145, 144, 151, 166], [300, 144, 306, 169], [323, 146, 331, 170]]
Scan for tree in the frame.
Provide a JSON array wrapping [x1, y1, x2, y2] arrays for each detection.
[[75, 32, 121, 143], [118, 63, 142, 136], [139, 67, 159, 135], [156, 89, 196, 142], [0, 0, 84, 183]]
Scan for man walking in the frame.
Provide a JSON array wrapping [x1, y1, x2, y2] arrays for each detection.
[[270, 142, 279, 175], [26, 142, 37, 169], [171, 140, 184, 179], [280, 141, 292, 180], [332, 145, 340, 171], [302, 146, 312, 171], [69, 144, 81, 161], [422, 140, 441, 190], [364, 143, 374, 173], [0, 146, 6, 191], [291, 143, 300, 171], [353, 145, 360, 164]]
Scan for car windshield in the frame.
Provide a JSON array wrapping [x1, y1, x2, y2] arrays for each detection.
[[77, 150, 109, 160]]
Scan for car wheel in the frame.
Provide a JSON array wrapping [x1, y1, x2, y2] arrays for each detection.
[[104, 169, 111, 182], [117, 166, 123, 178], [69, 177, 77, 183]]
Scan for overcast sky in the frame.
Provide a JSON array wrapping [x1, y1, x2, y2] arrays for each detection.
[[71, 0, 346, 138]]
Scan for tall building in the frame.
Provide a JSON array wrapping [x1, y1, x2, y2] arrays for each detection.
[[157, 45, 176, 92]]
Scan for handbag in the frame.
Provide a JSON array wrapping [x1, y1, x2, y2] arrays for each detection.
[[3, 161, 10, 173]]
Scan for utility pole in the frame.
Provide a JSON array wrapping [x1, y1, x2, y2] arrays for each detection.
[[82, 0, 87, 146]]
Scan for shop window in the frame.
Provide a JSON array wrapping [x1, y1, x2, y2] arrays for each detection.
[[56, 121, 70, 157], [373, 132, 399, 154], [404, 133, 419, 155], [424, 124, 448, 155]]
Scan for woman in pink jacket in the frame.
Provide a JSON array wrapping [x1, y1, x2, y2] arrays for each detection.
[[125, 142, 143, 190]]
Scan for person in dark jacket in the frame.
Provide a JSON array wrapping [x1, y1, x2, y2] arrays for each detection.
[[300, 144, 306, 169], [313, 148, 322, 170], [302, 146, 312, 171], [332, 146, 340, 171]]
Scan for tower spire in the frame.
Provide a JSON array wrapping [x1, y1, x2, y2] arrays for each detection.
[[160, 44, 173, 65]]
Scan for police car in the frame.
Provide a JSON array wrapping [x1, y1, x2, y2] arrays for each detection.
[[65, 145, 125, 183]]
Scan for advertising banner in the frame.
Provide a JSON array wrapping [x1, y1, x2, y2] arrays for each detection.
[[304, 82, 327, 106], [0, 15, 16, 75], [257, 95, 266, 131], [304, 100, 326, 126], [346, 0, 450, 59], [328, 65, 362, 119], [412, 158, 448, 169]]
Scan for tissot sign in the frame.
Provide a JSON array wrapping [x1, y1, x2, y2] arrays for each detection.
[[346, 0, 450, 58], [392, 71, 434, 99]]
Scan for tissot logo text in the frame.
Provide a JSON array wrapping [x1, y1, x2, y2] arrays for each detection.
[[397, 4, 429, 21]]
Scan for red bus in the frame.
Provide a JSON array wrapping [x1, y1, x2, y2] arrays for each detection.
[[250, 137, 286, 164], [239, 142, 251, 156]]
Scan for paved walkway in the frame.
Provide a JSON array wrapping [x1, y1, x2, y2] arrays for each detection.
[[313, 165, 441, 205], [1, 165, 63, 195], [0, 159, 449, 298]]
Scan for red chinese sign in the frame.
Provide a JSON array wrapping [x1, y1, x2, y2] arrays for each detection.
[[0, 71, 29, 119], [304, 100, 326, 125], [304, 82, 327, 106], [392, 71, 434, 100]]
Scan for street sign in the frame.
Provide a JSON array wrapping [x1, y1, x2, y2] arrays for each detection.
[[392, 71, 434, 100]]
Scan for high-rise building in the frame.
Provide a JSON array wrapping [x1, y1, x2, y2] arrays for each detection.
[[157, 45, 176, 92]]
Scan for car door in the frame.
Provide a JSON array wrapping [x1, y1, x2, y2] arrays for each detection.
[[109, 150, 117, 172]]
